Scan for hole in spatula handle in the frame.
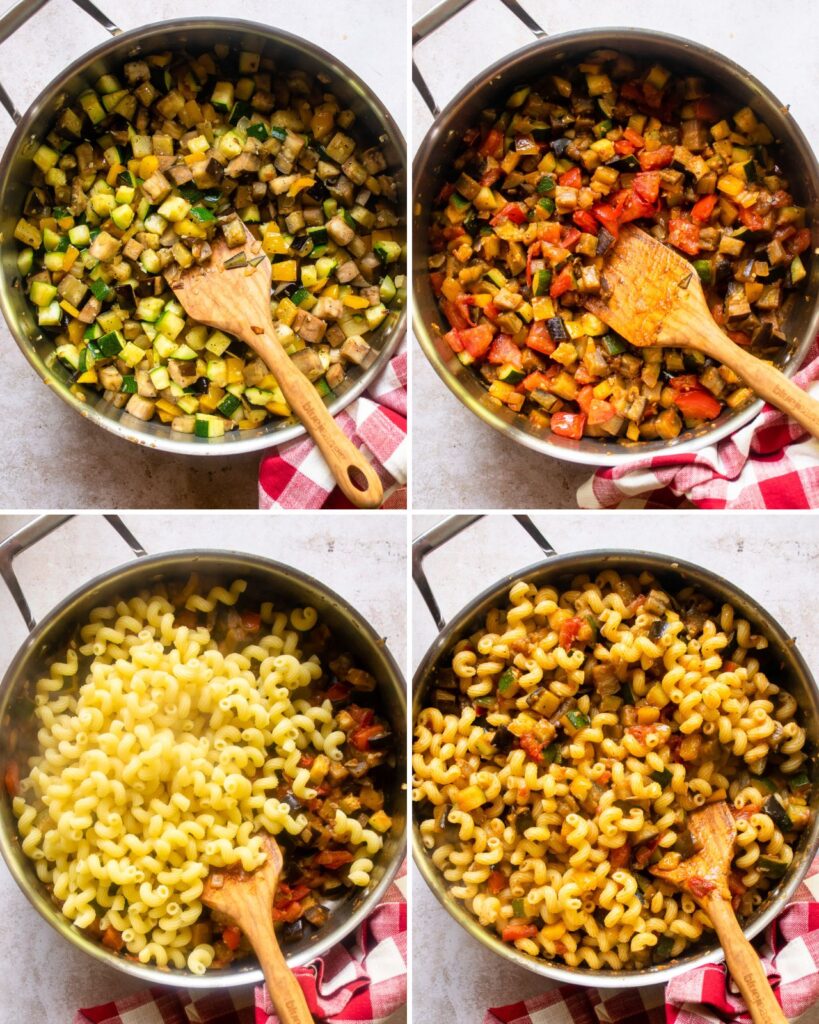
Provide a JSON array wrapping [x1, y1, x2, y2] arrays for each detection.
[[348, 465, 370, 492]]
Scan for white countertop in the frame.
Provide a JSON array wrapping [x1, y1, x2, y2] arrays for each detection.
[[411, 0, 819, 510], [410, 511, 819, 1022], [0, 0, 406, 510], [0, 512, 407, 1023]]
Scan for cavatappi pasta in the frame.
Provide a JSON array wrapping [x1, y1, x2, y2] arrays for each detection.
[[413, 572, 812, 969], [12, 576, 394, 973]]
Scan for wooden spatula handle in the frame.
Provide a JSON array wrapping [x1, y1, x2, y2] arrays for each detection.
[[706, 895, 788, 1024], [694, 319, 819, 441], [251, 330, 383, 509], [237, 896, 314, 1024]]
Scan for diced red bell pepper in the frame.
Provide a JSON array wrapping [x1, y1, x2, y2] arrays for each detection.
[[550, 267, 575, 298], [558, 166, 582, 189], [614, 139, 635, 156], [558, 616, 583, 650], [572, 209, 598, 235], [4, 761, 20, 798], [577, 385, 594, 414], [102, 926, 125, 952], [624, 127, 646, 149], [488, 871, 506, 895], [491, 202, 527, 226], [315, 849, 355, 869], [693, 98, 719, 121], [350, 723, 385, 751], [673, 388, 722, 420], [222, 926, 242, 951], [326, 681, 351, 701], [479, 127, 504, 159], [667, 216, 701, 256], [670, 374, 700, 392], [788, 228, 811, 255], [550, 411, 586, 439], [632, 171, 661, 204], [691, 193, 718, 224], [727, 331, 752, 347], [522, 369, 557, 391], [487, 333, 523, 368], [240, 610, 261, 632], [561, 227, 581, 250], [638, 145, 674, 170], [502, 924, 538, 942]]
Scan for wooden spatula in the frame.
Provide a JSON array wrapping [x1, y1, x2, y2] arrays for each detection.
[[170, 229, 383, 509], [584, 224, 819, 439], [651, 801, 788, 1024], [202, 834, 314, 1024]]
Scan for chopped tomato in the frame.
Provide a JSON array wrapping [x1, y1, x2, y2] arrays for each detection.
[[175, 609, 198, 629], [592, 202, 622, 237], [693, 98, 719, 121], [526, 321, 556, 356], [429, 271, 444, 295], [350, 723, 384, 751], [691, 194, 718, 224], [488, 870, 506, 895], [483, 301, 500, 323], [667, 216, 701, 256], [727, 331, 752, 347], [315, 849, 355, 869], [240, 610, 261, 632], [102, 926, 125, 952], [550, 267, 575, 299], [577, 385, 594, 414], [737, 205, 769, 232], [487, 333, 523, 368], [620, 80, 645, 104], [537, 221, 562, 244], [593, 189, 655, 237], [558, 616, 583, 650], [674, 388, 722, 420], [788, 228, 811, 255], [558, 167, 582, 189], [624, 127, 646, 149], [632, 171, 661, 204], [443, 328, 463, 353], [572, 209, 598, 235], [440, 298, 470, 331], [638, 145, 674, 171], [222, 926, 242, 951], [480, 164, 502, 187], [609, 843, 631, 870], [525, 241, 541, 287], [688, 876, 717, 900], [588, 398, 616, 425], [435, 182, 456, 205], [519, 734, 544, 761], [299, 753, 315, 767], [523, 369, 557, 391], [459, 323, 496, 360], [4, 761, 19, 798], [731, 804, 761, 822], [560, 228, 581, 252], [550, 411, 586, 439], [491, 202, 528, 226], [272, 902, 303, 924], [502, 924, 538, 942], [479, 127, 504, 159], [614, 139, 635, 156]]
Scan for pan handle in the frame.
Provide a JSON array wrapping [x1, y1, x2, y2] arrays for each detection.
[[0, 0, 121, 123], [412, 0, 546, 116], [0, 514, 146, 630], [412, 514, 556, 630]]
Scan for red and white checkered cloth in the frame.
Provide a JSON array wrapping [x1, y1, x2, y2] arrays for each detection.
[[482, 856, 819, 1024], [578, 337, 819, 510], [258, 341, 407, 510], [74, 863, 406, 1024]]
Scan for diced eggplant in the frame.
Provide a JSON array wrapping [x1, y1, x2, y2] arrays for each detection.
[[340, 334, 371, 365]]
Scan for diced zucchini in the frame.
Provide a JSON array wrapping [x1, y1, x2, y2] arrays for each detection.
[[170, 343, 198, 360], [37, 300, 62, 326], [156, 309, 186, 340], [373, 240, 401, 264], [79, 90, 106, 124], [136, 296, 166, 322], [55, 343, 80, 370], [29, 281, 58, 307], [150, 365, 171, 391], [205, 330, 232, 356], [120, 342, 147, 368], [245, 387, 275, 406], [217, 392, 242, 417], [33, 144, 59, 173], [96, 330, 124, 357], [194, 413, 226, 438], [111, 204, 134, 230], [153, 333, 176, 359], [211, 81, 235, 112], [379, 276, 397, 303], [68, 224, 91, 248]]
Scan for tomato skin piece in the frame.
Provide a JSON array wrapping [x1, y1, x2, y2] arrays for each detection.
[[588, 398, 616, 425], [459, 323, 496, 360], [519, 734, 544, 761], [222, 926, 242, 951], [638, 145, 674, 170], [633, 171, 661, 204], [488, 870, 506, 895], [502, 924, 538, 942], [479, 127, 504, 158], [440, 298, 470, 331], [737, 205, 769, 232], [523, 369, 558, 392], [572, 209, 599, 234], [550, 411, 587, 439], [691, 194, 718, 224], [674, 388, 722, 420], [550, 267, 575, 299], [667, 216, 701, 256], [526, 321, 556, 356], [789, 227, 811, 255], [558, 167, 582, 188], [487, 333, 523, 368], [609, 843, 631, 870]]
